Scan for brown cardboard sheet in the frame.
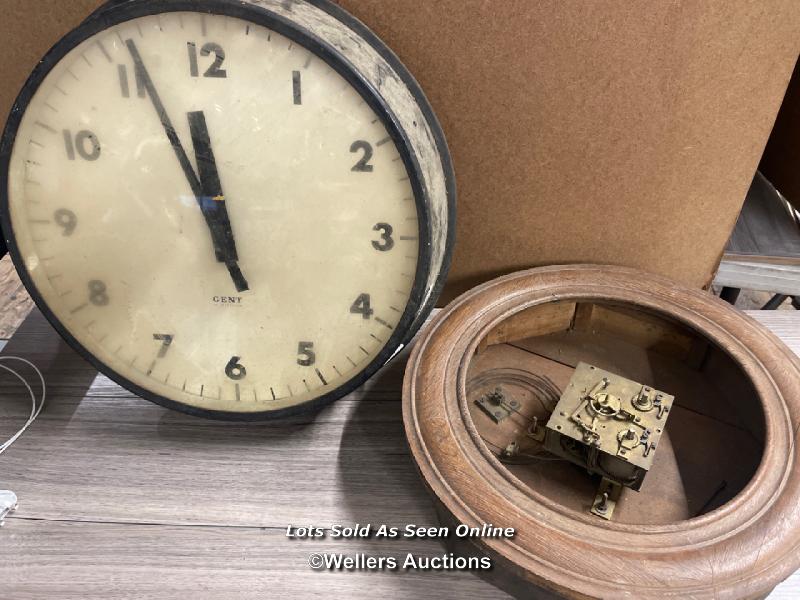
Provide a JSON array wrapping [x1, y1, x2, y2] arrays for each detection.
[[0, 1, 101, 118], [334, 1, 800, 302], [2, 1, 799, 304]]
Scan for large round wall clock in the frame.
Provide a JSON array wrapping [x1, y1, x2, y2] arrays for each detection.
[[0, 0, 455, 419]]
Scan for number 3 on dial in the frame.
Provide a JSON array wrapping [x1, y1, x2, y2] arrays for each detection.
[[372, 223, 394, 251]]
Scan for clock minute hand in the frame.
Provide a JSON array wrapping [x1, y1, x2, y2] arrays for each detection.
[[125, 39, 249, 292], [125, 41, 202, 197], [187, 110, 249, 292]]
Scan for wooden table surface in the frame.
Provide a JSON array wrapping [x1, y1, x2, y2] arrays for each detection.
[[1, 308, 799, 599]]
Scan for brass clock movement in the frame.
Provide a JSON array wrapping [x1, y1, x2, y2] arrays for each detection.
[[405, 265, 800, 599]]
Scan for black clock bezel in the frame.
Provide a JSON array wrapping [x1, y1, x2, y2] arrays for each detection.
[[0, 0, 456, 420]]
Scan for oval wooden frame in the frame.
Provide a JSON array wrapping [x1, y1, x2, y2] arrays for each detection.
[[403, 265, 800, 599]]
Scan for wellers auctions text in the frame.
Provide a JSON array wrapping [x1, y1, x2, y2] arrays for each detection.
[[287, 523, 516, 540], [312, 552, 493, 571]]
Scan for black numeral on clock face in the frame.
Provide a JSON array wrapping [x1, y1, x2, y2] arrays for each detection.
[[153, 334, 174, 358], [350, 141, 374, 172], [63, 130, 101, 161], [188, 42, 227, 78], [297, 342, 316, 366], [118, 64, 146, 98], [54, 209, 77, 236], [88, 280, 109, 306], [292, 70, 302, 105], [372, 223, 394, 251], [225, 356, 246, 380], [350, 293, 374, 319]]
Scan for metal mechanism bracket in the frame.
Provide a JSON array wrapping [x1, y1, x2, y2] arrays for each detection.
[[591, 477, 623, 520], [544, 363, 675, 519], [475, 387, 520, 424]]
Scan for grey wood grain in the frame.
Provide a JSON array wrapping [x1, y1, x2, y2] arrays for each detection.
[[0, 311, 433, 529], [747, 311, 800, 356], [3, 520, 499, 600], [0, 309, 505, 599], [1, 308, 799, 598]]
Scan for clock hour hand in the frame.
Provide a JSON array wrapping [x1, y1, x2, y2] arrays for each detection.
[[187, 111, 249, 293], [125, 39, 249, 292]]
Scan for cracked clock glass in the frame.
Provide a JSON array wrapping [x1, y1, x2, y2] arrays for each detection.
[[1, 1, 454, 419]]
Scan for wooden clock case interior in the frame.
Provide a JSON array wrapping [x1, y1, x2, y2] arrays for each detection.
[[404, 265, 800, 598], [468, 297, 762, 524]]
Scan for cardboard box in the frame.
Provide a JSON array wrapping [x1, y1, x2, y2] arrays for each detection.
[[334, 1, 800, 302], [2, 1, 799, 304]]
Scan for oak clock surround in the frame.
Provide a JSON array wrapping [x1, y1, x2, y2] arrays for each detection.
[[0, 0, 454, 419], [403, 265, 800, 599]]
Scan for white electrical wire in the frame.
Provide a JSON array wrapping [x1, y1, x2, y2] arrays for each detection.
[[0, 357, 46, 456]]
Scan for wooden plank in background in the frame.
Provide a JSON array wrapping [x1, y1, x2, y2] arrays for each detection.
[[714, 261, 800, 296]]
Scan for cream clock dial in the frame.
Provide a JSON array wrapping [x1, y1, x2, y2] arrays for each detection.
[[0, 0, 454, 419]]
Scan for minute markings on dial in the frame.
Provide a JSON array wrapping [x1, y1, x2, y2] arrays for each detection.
[[374, 317, 393, 330], [292, 70, 302, 105]]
